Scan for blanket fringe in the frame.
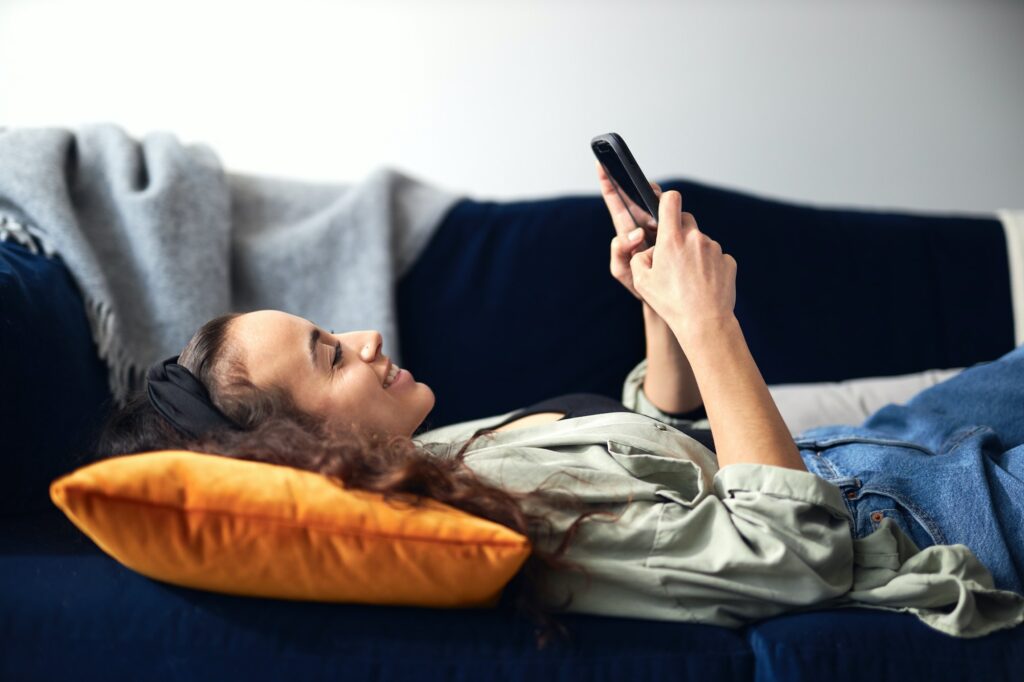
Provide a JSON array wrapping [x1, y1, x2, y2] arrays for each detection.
[[82, 296, 144, 405], [1, 213, 139, 406], [0, 213, 54, 257]]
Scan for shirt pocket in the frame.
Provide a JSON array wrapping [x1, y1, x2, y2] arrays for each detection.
[[605, 440, 705, 507]]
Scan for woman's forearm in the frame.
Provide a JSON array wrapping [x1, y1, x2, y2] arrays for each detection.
[[671, 314, 806, 472], [642, 302, 703, 414]]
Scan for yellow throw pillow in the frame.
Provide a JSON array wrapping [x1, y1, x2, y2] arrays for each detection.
[[50, 450, 531, 608]]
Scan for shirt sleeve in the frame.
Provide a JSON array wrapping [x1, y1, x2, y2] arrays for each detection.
[[621, 357, 712, 429], [643, 462, 856, 625], [527, 450, 858, 627]]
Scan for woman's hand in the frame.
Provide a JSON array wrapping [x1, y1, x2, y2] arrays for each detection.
[[596, 162, 704, 412], [628, 190, 738, 342], [597, 159, 662, 302], [627, 192, 803, 472]]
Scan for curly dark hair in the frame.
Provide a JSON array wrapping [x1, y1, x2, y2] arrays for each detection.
[[92, 312, 624, 650]]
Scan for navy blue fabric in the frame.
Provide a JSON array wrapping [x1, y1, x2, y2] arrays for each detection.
[[0, 508, 753, 681], [748, 610, 1024, 681], [659, 180, 1014, 384], [4, 508, 1022, 680], [400, 182, 1012, 429], [0, 239, 113, 517], [401, 194, 646, 432]]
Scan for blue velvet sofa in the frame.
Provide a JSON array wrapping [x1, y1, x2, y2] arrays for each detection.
[[2, 177, 1022, 680]]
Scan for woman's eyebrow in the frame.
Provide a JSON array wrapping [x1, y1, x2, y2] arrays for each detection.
[[308, 327, 320, 368]]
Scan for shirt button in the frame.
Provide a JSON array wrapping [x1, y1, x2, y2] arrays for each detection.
[[871, 511, 884, 522], [845, 490, 856, 500], [654, 423, 667, 431]]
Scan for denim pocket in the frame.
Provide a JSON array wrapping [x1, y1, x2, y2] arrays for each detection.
[[794, 434, 936, 456], [794, 433, 947, 548], [854, 490, 943, 549]]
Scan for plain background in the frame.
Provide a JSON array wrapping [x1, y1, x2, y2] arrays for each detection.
[[1, 0, 1021, 213]]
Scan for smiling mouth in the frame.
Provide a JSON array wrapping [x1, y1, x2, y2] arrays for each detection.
[[383, 363, 401, 388]]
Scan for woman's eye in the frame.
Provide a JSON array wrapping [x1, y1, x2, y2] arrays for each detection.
[[332, 343, 342, 369]]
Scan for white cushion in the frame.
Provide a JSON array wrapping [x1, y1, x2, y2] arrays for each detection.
[[768, 367, 965, 436]]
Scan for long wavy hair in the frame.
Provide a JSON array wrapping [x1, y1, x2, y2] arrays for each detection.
[[92, 312, 623, 650]]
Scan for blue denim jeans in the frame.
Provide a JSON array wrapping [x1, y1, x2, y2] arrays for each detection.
[[795, 343, 1024, 595]]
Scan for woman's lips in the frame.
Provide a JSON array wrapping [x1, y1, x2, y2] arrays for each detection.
[[387, 367, 412, 389]]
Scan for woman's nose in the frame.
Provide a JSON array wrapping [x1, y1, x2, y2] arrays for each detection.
[[362, 333, 382, 361]]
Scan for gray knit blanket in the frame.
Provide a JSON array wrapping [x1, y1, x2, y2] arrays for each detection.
[[0, 123, 463, 404]]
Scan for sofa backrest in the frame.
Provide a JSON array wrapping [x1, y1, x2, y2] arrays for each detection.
[[396, 180, 1013, 428], [2, 178, 1014, 514]]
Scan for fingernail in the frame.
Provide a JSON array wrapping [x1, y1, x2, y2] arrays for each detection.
[[629, 228, 644, 241]]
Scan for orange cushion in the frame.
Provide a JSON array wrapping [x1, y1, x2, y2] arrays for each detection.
[[49, 450, 531, 607]]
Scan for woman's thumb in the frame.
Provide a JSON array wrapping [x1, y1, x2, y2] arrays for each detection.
[[630, 247, 653, 270]]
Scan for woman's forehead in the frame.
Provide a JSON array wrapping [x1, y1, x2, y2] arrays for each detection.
[[233, 311, 312, 379], [235, 310, 308, 340]]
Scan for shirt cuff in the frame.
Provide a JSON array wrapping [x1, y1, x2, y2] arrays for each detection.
[[621, 357, 712, 429], [713, 463, 850, 518]]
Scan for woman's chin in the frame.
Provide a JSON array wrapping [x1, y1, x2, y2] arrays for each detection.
[[420, 381, 435, 399], [413, 384, 436, 415]]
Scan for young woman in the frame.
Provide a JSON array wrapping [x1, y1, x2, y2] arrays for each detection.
[[94, 164, 1024, 647]]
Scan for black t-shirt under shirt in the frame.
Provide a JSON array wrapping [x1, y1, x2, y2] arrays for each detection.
[[475, 392, 716, 453]]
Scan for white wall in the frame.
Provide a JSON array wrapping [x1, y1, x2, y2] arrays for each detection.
[[1, 0, 1021, 213]]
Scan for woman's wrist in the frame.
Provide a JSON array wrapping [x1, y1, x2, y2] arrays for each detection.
[[641, 300, 666, 327], [642, 302, 703, 414], [669, 314, 742, 355]]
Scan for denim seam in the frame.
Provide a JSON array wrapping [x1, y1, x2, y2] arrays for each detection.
[[800, 436, 936, 456], [841, 503, 857, 537], [940, 425, 989, 454], [801, 453, 857, 534], [808, 451, 840, 479]]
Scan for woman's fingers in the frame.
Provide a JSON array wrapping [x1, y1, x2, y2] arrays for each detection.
[[597, 160, 665, 236], [625, 227, 644, 249], [597, 159, 661, 196], [610, 234, 627, 271], [596, 161, 620, 201], [629, 246, 654, 287], [611, 230, 645, 267], [609, 236, 624, 278], [654, 191, 684, 248], [610, 232, 648, 301], [597, 164, 631, 222]]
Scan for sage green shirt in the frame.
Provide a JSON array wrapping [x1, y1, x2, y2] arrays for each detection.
[[416, 359, 1024, 638]]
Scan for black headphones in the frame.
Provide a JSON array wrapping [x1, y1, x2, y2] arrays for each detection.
[[146, 355, 240, 439]]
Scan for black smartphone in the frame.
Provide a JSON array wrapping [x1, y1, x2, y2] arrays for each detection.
[[590, 132, 659, 244]]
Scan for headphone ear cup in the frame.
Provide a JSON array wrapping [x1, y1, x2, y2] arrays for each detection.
[[147, 355, 239, 438]]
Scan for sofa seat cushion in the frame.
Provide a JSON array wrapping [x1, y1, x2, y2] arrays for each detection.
[[0, 508, 754, 681]]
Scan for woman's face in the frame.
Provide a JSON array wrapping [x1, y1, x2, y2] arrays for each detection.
[[229, 310, 434, 437]]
